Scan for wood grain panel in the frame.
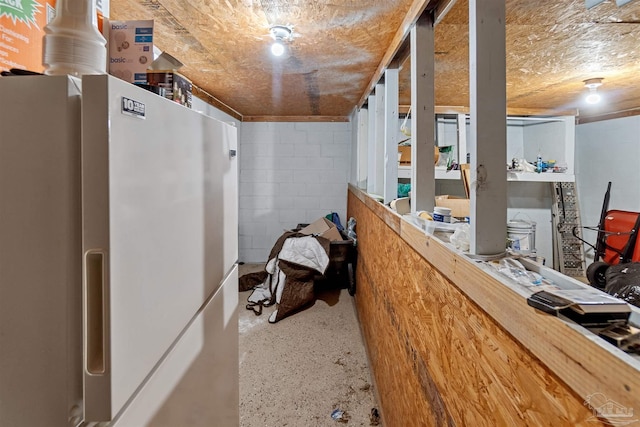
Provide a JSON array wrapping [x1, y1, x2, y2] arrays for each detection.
[[109, 0, 640, 120], [347, 186, 630, 426], [111, 0, 416, 119], [398, 0, 640, 119], [364, 195, 402, 235], [400, 218, 640, 406]]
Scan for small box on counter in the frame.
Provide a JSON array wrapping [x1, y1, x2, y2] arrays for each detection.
[[146, 52, 192, 108], [435, 195, 470, 218], [105, 19, 154, 85]]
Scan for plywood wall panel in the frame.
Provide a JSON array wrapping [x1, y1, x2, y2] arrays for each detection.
[[364, 196, 402, 235], [350, 196, 450, 426], [347, 187, 609, 426]]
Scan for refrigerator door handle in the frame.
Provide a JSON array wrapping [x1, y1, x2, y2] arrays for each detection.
[[83, 249, 112, 421], [84, 251, 106, 374]]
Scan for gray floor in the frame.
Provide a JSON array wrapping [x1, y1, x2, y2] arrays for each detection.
[[238, 263, 381, 427]]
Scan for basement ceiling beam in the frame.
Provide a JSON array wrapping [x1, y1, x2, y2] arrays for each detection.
[[355, 0, 458, 111], [399, 105, 579, 116], [241, 116, 349, 122], [192, 85, 243, 121], [390, 39, 411, 70]]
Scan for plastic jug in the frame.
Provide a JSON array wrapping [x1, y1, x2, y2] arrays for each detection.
[[43, 0, 107, 76]]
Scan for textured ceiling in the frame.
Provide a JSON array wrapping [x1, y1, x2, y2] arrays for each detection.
[[110, 0, 640, 121]]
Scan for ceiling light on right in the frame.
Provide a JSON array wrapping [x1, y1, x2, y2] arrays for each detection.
[[584, 77, 604, 104]]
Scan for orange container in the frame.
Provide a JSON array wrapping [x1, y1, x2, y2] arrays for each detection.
[[602, 210, 640, 264]]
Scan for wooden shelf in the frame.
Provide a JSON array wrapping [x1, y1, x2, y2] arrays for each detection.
[[507, 171, 575, 182], [398, 165, 461, 180], [399, 166, 575, 183]]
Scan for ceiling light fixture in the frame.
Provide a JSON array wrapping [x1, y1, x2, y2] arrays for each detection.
[[269, 25, 293, 57], [584, 77, 604, 104]]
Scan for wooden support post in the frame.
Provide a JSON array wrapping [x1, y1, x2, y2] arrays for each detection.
[[366, 94, 377, 195], [384, 67, 399, 204], [374, 83, 386, 196], [469, 0, 507, 255], [357, 107, 369, 190], [563, 116, 576, 175], [410, 12, 436, 214], [457, 113, 467, 165]]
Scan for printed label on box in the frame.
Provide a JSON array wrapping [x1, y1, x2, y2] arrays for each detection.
[[107, 19, 153, 84]]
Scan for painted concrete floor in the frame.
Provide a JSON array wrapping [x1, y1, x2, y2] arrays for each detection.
[[238, 263, 381, 427]]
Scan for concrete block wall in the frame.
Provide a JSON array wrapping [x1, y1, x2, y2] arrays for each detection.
[[239, 122, 352, 263]]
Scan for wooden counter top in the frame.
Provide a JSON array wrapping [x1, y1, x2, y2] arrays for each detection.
[[348, 183, 640, 426]]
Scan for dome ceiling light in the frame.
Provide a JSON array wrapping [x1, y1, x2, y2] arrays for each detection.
[[269, 25, 293, 57], [584, 78, 604, 104]]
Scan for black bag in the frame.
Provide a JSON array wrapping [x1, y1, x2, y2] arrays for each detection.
[[605, 262, 640, 308]]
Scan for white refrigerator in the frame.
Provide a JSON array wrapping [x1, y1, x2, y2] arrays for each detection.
[[0, 74, 239, 426]]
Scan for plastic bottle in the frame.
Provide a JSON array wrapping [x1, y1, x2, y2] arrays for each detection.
[[42, 0, 107, 76], [536, 152, 543, 173]]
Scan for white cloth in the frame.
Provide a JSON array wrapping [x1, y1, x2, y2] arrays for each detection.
[[247, 235, 329, 307]]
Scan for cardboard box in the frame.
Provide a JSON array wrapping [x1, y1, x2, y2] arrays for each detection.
[[146, 52, 192, 108], [146, 70, 192, 108], [435, 195, 470, 218], [106, 19, 154, 84], [397, 146, 441, 166], [398, 146, 411, 165], [299, 218, 343, 242]]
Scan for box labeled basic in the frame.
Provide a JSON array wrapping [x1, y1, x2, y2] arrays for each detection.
[[106, 19, 153, 84]]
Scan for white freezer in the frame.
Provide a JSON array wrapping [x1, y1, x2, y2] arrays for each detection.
[[0, 75, 239, 426], [112, 265, 239, 427], [0, 75, 84, 427]]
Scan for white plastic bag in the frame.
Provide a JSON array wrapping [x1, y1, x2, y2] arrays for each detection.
[[449, 223, 470, 251]]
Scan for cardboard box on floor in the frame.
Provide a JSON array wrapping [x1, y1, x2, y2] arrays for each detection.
[[436, 195, 470, 218], [299, 218, 344, 241]]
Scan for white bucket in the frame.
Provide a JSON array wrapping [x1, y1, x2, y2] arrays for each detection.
[[507, 218, 536, 253]]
